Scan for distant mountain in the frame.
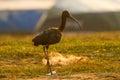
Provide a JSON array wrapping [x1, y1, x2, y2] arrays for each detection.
[[39, 0, 120, 31]]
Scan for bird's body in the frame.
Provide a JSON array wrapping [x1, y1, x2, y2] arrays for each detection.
[[32, 28, 62, 46], [32, 10, 81, 75]]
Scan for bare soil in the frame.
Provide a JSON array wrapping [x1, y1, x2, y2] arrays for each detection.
[[10, 73, 119, 80]]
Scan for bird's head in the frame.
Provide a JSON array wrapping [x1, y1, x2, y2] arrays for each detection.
[[62, 10, 70, 17], [62, 10, 82, 29]]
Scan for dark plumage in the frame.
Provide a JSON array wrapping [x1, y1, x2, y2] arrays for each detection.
[[32, 10, 81, 75], [32, 28, 62, 46]]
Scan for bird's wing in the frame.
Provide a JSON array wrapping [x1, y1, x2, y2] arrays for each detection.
[[32, 29, 62, 45]]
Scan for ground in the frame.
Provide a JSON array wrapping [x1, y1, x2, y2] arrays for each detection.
[[1, 73, 119, 80], [0, 32, 120, 80]]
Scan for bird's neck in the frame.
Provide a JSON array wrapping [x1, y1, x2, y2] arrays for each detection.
[[59, 16, 67, 32]]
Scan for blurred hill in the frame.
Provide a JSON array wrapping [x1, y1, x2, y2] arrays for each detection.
[[37, 0, 120, 32], [38, 8, 120, 32]]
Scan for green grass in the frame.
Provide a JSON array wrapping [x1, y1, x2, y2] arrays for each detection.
[[0, 32, 120, 78]]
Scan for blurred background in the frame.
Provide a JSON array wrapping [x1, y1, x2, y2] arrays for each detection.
[[0, 0, 120, 33]]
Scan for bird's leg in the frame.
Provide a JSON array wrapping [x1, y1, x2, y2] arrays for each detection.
[[45, 45, 53, 75], [43, 45, 48, 73], [43, 45, 53, 75], [43, 45, 47, 59]]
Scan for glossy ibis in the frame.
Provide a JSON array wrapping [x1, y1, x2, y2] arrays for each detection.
[[32, 10, 82, 75]]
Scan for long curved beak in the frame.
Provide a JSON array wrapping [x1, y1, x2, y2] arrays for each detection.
[[69, 15, 82, 29]]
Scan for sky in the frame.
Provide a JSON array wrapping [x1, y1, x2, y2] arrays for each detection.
[[0, 0, 55, 11], [1, 0, 120, 13], [55, 0, 120, 13]]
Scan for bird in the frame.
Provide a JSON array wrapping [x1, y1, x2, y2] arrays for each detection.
[[32, 10, 82, 75]]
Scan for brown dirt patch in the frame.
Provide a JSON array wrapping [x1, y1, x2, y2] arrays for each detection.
[[14, 73, 120, 80]]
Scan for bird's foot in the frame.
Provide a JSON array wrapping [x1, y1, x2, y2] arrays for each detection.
[[47, 71, 56, 76]]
